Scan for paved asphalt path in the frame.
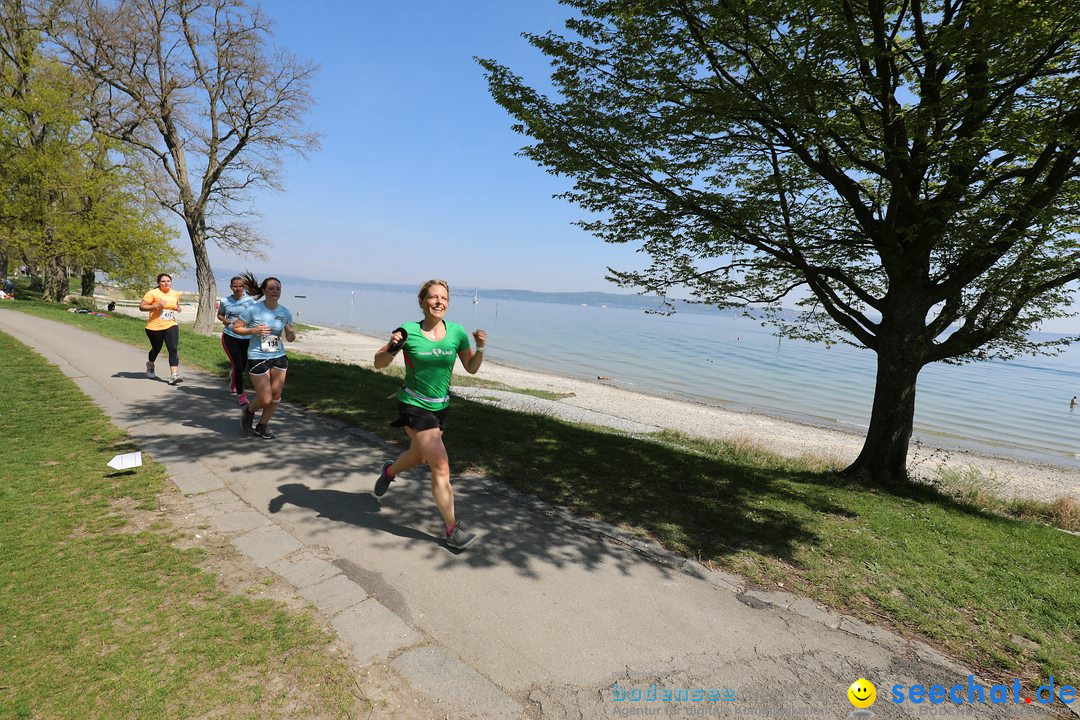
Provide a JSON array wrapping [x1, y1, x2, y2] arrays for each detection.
[[2, 308, 1066, 720]]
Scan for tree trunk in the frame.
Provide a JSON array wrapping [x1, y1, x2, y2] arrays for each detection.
[[842, 350, 924, 486], [25, 257, 42, 291], [81, 267, 95, 297], [187, 220, 218, 335], [41, 252, 68, 302]]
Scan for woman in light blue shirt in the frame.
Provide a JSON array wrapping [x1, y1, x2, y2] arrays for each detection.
[[217, 275, 255, 405], [233, 272, 295, 439]]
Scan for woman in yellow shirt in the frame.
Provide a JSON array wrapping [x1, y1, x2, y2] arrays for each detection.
[[139, 273, 183, 385]]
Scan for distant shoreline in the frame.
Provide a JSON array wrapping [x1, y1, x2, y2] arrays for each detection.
[[291, 323, 1080, 505]]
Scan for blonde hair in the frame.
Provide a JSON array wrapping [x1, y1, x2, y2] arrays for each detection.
[[417, 279, 450, 305]]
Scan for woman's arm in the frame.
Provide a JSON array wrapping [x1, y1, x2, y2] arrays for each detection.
[[138, 293, 161, 312], [374, 328, 406, 369], [459, 329, 486, 375]]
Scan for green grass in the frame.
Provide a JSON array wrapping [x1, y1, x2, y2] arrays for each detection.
[[6, 297, 1080, 689], [0, 330, 364, 720]]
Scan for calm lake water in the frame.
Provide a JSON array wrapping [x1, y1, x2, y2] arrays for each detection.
[[210, 275, 1080, 469]]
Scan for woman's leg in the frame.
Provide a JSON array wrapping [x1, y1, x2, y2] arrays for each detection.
[[221, 333, 246, 395], [145, 328, 164, 363], [162, 325, 180, 375], [247, 368, 273, 415], [236, 338, 248, 396], [255, 367, 287, 426], [408, 427, 455, 528], [387, 427, 428, 476]]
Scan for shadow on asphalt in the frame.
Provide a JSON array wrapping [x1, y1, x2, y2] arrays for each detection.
[[117, 374, 668, 580], [268, 483, 439, 543], [113, 371, 163, 381]]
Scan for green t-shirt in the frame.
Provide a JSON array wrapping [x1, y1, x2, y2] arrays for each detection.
[[398, 320, 470, 411]]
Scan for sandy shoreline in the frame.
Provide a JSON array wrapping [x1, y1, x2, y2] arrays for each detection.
[[281, 323, 1080, 505]]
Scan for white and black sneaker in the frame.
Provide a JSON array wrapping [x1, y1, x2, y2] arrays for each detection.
[[146, 362, 156, 379], [168, 374, 183, 385], [445, 522, 477, 550]]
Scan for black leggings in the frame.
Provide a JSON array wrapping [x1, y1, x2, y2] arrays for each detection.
[[145, 325, 180, 366], [221, 332, 249, 394]]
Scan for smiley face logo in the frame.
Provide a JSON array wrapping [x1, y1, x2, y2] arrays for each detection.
[[847, 678, 876, 708]]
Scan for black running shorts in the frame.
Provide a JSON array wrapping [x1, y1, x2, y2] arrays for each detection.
[[391, 402, 449, 432], [249, 356, 289, 375]]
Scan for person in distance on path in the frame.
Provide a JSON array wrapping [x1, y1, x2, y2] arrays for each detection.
[[139, 273, 183, 385], [373, 279, 487, 550], [232, 272, 295, 440]]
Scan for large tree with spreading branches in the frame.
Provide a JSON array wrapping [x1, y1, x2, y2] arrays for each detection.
[[481, 0, 1080, 485], [54, 0, 319, 332]]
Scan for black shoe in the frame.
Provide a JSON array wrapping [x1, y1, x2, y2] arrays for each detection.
[[241, 408, 255, 435], [374, 460, 395, 497], [445, 522, 477, 550], [253, 424, 276, 439]]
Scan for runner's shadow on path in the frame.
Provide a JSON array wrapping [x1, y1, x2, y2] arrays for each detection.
[[174, 384, 229, 401], [112, 371, 163, 381], [268, 483, 438, 543]]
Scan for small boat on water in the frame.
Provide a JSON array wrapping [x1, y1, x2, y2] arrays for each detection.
[[473, 291, 479, 304]]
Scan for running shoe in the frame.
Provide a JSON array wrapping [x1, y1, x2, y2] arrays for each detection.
[[445, 522, 477, 550], [253, 424, 276, 440], [241, 408, 255, 435], [168, 374, 183, 385], [146, 362, 156, 379], [374, 460, 395, 497], [238, 392, 249, 406]]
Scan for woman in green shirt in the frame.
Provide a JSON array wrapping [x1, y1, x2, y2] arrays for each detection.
[[373, 279, 486, 550]]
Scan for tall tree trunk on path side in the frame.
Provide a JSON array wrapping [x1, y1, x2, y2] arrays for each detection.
[[188, 219, 218, 335]]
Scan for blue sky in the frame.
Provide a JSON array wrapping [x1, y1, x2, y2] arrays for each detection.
[[190, 1, 1080, 334], [200, 0, 642, 293]]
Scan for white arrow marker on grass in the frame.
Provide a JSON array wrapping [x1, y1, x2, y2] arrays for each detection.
[[107, 451, 142, 470]]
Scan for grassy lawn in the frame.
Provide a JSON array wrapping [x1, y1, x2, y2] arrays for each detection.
[[4, 295, 1079, 690], [0, 330, 364, 719]]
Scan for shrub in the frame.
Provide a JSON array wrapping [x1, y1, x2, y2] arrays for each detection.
[[65, 295, 97, 309]]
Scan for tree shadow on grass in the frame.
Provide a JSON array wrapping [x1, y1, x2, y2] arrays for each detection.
[[282, 356, 853, 565], [118, 353, 1036, 577]]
